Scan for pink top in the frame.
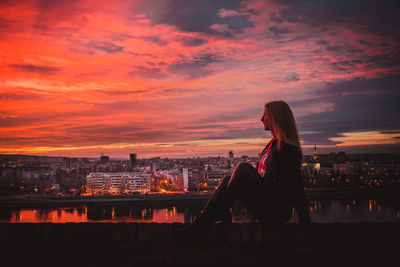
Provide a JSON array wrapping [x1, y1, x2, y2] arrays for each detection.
[[257, 139, 274, 177]]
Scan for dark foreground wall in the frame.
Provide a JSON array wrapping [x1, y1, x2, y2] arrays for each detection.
[[2, 222, 400, 243], [1, 223, 399, 266]]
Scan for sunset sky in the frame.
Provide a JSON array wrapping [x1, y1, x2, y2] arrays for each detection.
[[1, 0, 399, 158]]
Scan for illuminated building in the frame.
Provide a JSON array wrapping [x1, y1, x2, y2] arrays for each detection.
[[204, 169, 232, 190], [86, 172, 151, 195], [333, 162, 366, 174], [301, 162, 321, 176], [302, 144, 321, 177], [313, 144, 318, 160], [228, 150, 234, 160], [183, 168, 189, 191], [176, 176, 184, 190]]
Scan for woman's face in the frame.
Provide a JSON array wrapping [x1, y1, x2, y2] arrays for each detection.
[[260, 107, 270, 131]]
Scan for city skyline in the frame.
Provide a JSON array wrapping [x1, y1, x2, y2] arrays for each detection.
[[1, 0, 400, 158]]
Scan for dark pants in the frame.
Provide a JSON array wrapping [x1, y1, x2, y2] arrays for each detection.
[[202, 162, 292, 223]]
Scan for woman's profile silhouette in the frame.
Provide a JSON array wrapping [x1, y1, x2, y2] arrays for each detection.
[[176, 100, 310, 239]]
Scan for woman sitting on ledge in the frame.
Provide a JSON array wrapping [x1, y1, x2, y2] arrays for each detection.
[[177, 100, 310, 238]]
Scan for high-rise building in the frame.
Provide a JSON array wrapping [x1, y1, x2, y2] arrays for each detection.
[[228, 150, 234, 160], [129, 153, 137, 169], [100, 154, 109, 164], [313, 144, 318, 160], [176, 176, 184, 191], [183, 168, 189, 191], [150, 161, 160, 172], [63, 157, 71, 168]]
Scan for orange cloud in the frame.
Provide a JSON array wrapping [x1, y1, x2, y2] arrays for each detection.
[[1, 0, 399, 157]]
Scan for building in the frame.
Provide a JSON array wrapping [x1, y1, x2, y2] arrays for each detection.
[[22, 168, 55, 181], [204, 169, 232, 190], [228, 150, 234, 160], [99, 154, 109, 164], [301, 162, 321, 177], [150, 161, 160, 172], [333, 162, 366, 175], [86, 172, 151, 195], [176, 176, 184, 191], [183, 168, 189, 191], [129, 153, 137, 170], [313, 144, 318, 160], [63, 157, 71, 168]]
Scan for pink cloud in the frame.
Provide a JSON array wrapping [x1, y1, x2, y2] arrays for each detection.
[[0, 0, 399, 157]]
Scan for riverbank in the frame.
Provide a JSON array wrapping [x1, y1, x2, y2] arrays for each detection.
[[1, 188, 400, 208]]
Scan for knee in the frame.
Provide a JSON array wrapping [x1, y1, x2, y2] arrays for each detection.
[[235, 162, 253, 173], [220, 175, 231, 186], [231, 162, 254, 179]]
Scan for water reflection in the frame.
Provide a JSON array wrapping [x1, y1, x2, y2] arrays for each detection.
[[288, 199, 400, 223], [1, 199, 400, 223]]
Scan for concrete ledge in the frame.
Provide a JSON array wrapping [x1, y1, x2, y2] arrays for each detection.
[[1, 222, 399, 243], [2, 223, 399, 266]]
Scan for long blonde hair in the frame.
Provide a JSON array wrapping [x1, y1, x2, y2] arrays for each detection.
[[265, 100, 301, 153]]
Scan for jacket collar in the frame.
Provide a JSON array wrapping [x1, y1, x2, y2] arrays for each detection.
[[258, 138, 276, 160]]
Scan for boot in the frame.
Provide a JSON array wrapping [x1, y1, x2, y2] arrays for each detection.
[[206, 208, 232, 223], [201, 176, 235, 223], [173, 213, 212, 241]]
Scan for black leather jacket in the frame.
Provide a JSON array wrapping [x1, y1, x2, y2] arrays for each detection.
[[256, 139, 310, 223]]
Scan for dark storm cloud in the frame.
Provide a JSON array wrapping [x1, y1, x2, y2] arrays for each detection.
[[294, 76, 400, 145], [162, 87, 203, 94], [137, 0, 251, 34], [326, 45, 341, 52], [278, 34, 311, 44], [381, 130, 400, 135], [93, 89, 146, 96], [360, 50, 400, 69], [345, 48, 365, 54], [181, 124, 227, 130], [272, 0, 400, 36], [200, 127, 264, 140], [135, 36, 168, 46], [10, 64, 60, 74], [315, 40, 328, 45], [268, 25, 292, 38], [269, 13, 284, 23], [168, 53, 219, 78], [357, 39, 372, 47], [330, 49, 400, 72], [128, 66, 165, 79], [87, 41, 124, 54], [179, 37, 208, 47], [285, 73, 300, 82], [108, 34, 168, 45], [330, 62, 347, 71]]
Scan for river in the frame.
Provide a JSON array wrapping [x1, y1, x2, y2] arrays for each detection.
[[1, 199, 400, 223]]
